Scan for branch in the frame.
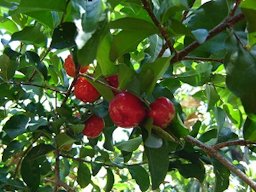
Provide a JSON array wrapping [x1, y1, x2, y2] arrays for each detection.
[[54, 150, 60, 192], [183, 56, 224, 63], [229, 0, 242, 17], [171, 13, 245, 64], [141, 0, 176, 54], [185, 135, 256, 190], [213, 140, 256, 150]]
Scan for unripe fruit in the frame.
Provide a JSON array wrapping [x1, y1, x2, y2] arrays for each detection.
[[109, 91, 146, 128], [83, 115, 104, 138], [74, 77, 100, 103], [148, 97, 175, 128], [105, 75, 119, 94], [64, 54, 89, 77]]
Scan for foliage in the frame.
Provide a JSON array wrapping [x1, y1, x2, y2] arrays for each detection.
[[0, 0, 256, 191]]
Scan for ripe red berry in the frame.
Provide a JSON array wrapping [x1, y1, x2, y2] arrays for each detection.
[[148, 97, 175, 128], [74, 77, 100, 103], [109, 91, 146, 128], [83, 115, 104, 138], [105, 75, 119, 94], [64, 54, 89, 77]]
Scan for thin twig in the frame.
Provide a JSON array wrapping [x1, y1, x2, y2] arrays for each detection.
[[185, 135, 256, 191], [229, 0, 242, 17], [171, 13, 245, 64], [54, 149, 61, 192], [183, 56, 224, 63], [213, 140, 256, 150], [141, 0, 176, 54]]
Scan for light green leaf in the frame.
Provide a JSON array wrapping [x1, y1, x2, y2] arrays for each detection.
[[56, 133, 76, 149], [18, 0, 66, 12], [116, 137, 142, 152]]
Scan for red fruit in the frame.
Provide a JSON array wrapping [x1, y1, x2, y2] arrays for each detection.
[[109, 91, 146, 128], [64, 55, 89, 77], [83, 115, 104, 138], [148, 97, 175, 128], [74, 77, 100, 103], [105, 75, 119, 94]]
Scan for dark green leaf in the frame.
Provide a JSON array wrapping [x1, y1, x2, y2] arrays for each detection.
[[128, 165, 150, 191], [205, 84, 220, 110], [77, 162, 91, 188], [116, 137, 142, 152], [0, 54, 18, 81], [56, 133, 76, 149], [11, 26, 47, 46], [139, 57, 171, 95], [3, 114, 29, 138], [50, 22, 77, 49], [192, 29, 208, 44], [243, 117, 256, 141], [18, 0, 66, 12], [213, 160, 230, 192], [104, 168, 114, 192]]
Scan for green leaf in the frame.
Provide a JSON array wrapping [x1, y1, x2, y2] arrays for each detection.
[[96, 33, 117, 76], [11, 26, 47, 46], [105, 168, 114, 192], [3, 114, 29, 138], [25, 11, 57, 28], [77, 162, 91, 188], [109, 17, 157, 32], [144, 133, 164, 148], [50, 22, 77, 49], [117, 64, 136, 90], [143, 131, 170, 190], [21, 156, 40, 192], [110, 29, 157, 61], [18, 0, 66, 12], [0, 18, 19, 33], [81, 0, 103, 32], [205, 84, 220, 110], [213, 160, 230, 192], [56, 133, 76, 149], [243, 117, 256, 141], [169, 114, 190, 138], [224, 43, 256, 115], [177, 62, 212, 86], [192, 29, 208, 44], [116, 137, 142, 152], [139, 57, 171, 95], [128, 165, 150, 191], [0, 54, 18, 81]]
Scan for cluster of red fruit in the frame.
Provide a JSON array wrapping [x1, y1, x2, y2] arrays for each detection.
[[64, 55, 176, 139]]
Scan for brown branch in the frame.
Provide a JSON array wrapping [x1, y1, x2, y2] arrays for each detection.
[[141, 0, 176, 54], [171, 13, 245, 64], [185, 135, 256, 190], [54, 149, 61, 192], [229, 0, 242, 17], [183, 56, 224, 63], [213, 140, 256, 150]]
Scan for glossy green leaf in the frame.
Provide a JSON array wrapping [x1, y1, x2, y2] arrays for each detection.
[[205, 84, 220, 110], [18, 0, 66, 12], [213, 160, 230, 192], [128, 165, 150, 191], [0, 54, 18, 81], [177, 63, 212, 86], [243, 117, 256, 141], [116, 137, 142, 152], [0, 18, 19, 33], [3, 114, 29, 138], [224, 43, 256, 115], [143, 135, 170, 190], [169, 114, 190, 138], [56, 133, 76, 149], [105, 168, 114, 192], [139, 57, 170, 95], [110, 29, 157, 61], [50, 22, 77, 49], [77, 162, 91, 188], [11, 26, 47, 46], [192, 29, 208, 44], [117, 64, 136, 90], [81, 0, 103, 32], [96, 33, 117, 76]]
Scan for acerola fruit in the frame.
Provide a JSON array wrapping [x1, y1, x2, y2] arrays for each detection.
[[109, 91, 146, 128], [148, 97, 175, 128], [83, 115, 104, 138], [64, 54, 89, 77], [74, 77, 100, 103], [105, 75, 119, 94]]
